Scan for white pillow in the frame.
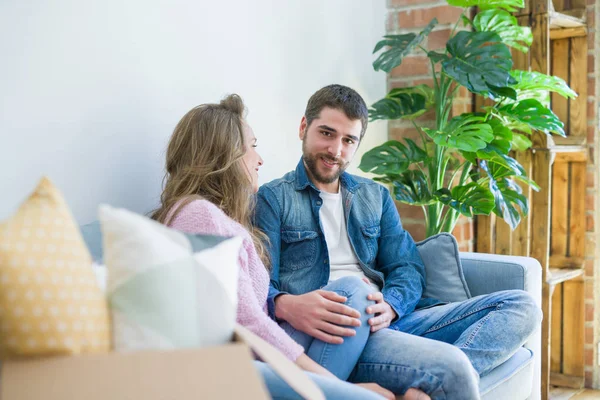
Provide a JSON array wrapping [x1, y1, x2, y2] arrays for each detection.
[[98, 205, 242, 351]]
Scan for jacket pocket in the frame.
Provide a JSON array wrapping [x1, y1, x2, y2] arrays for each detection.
[[281, 230, 319, 271]]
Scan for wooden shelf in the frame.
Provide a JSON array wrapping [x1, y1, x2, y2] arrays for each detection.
[[547, 268, 584, 286], [553, 136, 587, 147], [549, 9, 586, 30], [550, 372, 585, 389], [550, 26, 587, 40], [550, 255, 585, 269]]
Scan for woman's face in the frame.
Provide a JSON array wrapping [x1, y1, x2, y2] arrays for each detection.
[[241, 121, 263, 193]]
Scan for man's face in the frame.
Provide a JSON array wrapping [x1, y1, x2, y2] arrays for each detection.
[[299, 107, 362, 192]]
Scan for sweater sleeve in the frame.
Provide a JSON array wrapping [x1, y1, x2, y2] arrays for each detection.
[[235, 245, 304, 361], [168, 200, 304, 361]]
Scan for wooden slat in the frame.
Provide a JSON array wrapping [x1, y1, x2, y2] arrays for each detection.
[[494, 218, 512, 255], [569, 162, 586, 258], [550, 26, 587, 39], [551, 162, 569, 257], [531, 0, 550, 14], [552, 0, 565, 12], [550, 255, 585, 269], [570, 0, 588, 9], [550, 372, 585, 389], [569, 36, 588, 138], [548, 268, 584, 286], [513, 150, 532, 256], [530, 131, 552, 400], [550, 283, 563, 372], [562, 280, 585, 376], [531, 13, 550, 75], [476, 214, 493, 254], [553, 148, 588, 163], [551, 38, 569, 132]]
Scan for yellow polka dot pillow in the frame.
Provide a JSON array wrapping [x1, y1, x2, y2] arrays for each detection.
[[0, 177, 110, 359]]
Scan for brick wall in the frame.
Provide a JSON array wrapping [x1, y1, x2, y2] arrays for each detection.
[[385, 0, 473, 250], [584, 0, 598, 389]]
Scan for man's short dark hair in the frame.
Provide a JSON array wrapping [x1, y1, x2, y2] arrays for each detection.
[[304, 84, 369, 140]]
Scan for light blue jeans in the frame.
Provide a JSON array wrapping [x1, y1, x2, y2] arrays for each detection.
[[255, 361, 384, 400], [279, 276, 375, 380], [348, 289, 542, 400]]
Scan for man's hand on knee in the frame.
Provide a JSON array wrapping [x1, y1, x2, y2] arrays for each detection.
[[274, 291, 362, 344], [366, 292, 397, 333]]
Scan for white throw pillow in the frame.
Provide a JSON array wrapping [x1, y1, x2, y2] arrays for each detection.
[[99, 205, 242, 351]]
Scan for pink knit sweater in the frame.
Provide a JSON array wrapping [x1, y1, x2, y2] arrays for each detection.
[[168, 199, 304, 361]]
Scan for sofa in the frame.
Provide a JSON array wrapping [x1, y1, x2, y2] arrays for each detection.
[[79, 221, 542, 400], [460, 252, 542, 400]]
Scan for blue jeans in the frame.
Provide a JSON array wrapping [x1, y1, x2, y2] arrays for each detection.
[[349, 290, 542, 400], [254, 361, 384, 400], [280, 276, 375, 380]]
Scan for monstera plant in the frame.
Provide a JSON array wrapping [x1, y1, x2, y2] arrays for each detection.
[[359, 0, 576, 237]]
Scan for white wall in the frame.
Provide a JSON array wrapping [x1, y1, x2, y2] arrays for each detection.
[[0, 0, 387, 224]]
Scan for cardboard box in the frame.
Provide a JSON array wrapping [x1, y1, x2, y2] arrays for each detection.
[[0, 324, 325, 400]]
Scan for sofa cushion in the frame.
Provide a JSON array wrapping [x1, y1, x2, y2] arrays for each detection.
[[480, 347, 534, 400], [416, 233, 471, 302], [0, 177, 110, 358], [99, 205, 242, 351]]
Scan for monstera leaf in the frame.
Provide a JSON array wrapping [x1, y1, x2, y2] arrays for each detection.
[[511, 133, 533, 151], [510, 70, 577, 101], [447, 0, 524, 11], [424, 114, 494, 152], [480, 160, 529, 228], [435, 183, 495, 217], [373, 19, 437, 73], [473, 9, 532, 52], [369, 85, 435, 121], [499, 99, 565, 136], [358, 139, 429, 176], [443, 31, 514, 98], [391, 170, 434, 206]]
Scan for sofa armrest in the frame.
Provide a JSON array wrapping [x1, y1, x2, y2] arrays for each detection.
[[460, 252, 543, 400], [459, 252, 542, 307]]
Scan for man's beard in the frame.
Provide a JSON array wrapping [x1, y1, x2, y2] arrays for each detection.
[[302, 138, 350, 185]]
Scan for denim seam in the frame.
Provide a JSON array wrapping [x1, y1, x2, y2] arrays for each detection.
[[424, 301, 503, 334], [462, 301, 504, 348], [315, 288, 357, 369]]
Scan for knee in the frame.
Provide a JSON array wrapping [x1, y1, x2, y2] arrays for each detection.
[[441, 347, 480, 388], [504, 290, 543, 334], [328, 276, 375, 321]]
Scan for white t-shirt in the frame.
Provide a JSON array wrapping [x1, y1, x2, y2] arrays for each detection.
[[319, 190, 380, 292]]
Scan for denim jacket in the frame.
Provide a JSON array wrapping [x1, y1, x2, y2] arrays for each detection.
[[255, 159, 439, 321]]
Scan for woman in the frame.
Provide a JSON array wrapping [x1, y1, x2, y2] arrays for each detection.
[[151, 94, 394, 400]]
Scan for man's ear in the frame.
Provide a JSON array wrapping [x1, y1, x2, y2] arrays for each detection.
[[299, 116, 307, 140]]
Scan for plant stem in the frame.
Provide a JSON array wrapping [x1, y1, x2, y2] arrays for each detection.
[[411, 120, 428, 155], [450, 10, 466, 38]]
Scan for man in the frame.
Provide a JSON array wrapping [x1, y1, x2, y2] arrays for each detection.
[[255, 84, 542, 399]]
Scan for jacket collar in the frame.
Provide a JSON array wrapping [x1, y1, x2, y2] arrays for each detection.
[[293, 158, 359, 193]]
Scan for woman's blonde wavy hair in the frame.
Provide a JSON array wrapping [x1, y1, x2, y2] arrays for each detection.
[[151, 94, 269, 267]]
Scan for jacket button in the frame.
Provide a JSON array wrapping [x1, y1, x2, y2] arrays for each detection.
[[323, 259, 328, 264], [316, 201, 322, 205]]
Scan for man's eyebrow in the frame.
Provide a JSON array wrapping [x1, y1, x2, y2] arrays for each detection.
[[318, 125, 337, 133]]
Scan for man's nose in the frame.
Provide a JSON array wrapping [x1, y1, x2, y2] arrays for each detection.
[[328, 141, 343, 158]]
